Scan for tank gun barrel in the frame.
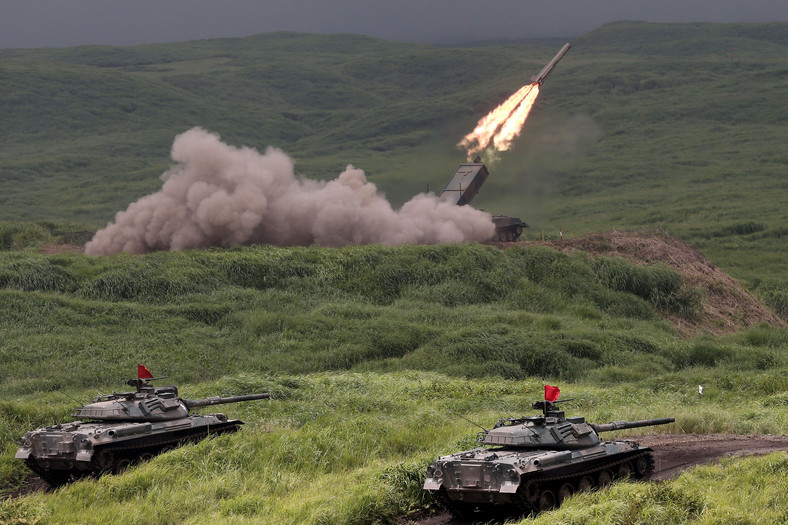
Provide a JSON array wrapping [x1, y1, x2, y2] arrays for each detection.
[[590, 417, 674, 433], [184, 393, 270, 409]]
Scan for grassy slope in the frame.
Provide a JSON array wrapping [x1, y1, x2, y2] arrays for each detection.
[[2, 22, 788, 524], [2, 23, 787, 292], [1, 244, 787, 523]]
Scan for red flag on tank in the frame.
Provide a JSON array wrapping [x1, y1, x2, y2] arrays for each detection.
[[544, 385, 560, 402], [138, 365, 154, 379]]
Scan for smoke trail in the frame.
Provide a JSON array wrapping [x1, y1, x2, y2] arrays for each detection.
[[84, 128, 495, 255]]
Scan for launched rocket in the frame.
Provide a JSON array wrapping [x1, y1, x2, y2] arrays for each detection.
[[530, 43, 571, 85]]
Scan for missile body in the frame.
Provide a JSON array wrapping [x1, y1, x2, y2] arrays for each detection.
[[530, 43, 571, 85]]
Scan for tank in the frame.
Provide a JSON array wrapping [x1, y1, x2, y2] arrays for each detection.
[[492, 215, 528, 242], [424, 397, 674, 518], [440, 159, 528, 242], [15, 372, 270, 486]]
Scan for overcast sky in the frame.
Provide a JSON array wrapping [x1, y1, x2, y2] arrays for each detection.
[[3, 0, 788, 49]]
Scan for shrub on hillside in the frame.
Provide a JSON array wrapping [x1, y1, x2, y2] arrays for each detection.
[[0, 259, 75, 292]]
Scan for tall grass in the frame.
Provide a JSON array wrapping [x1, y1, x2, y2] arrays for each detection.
[[0, 243, 727, 393], [525, 452, 788, 524], [4, 372, 788, 523]]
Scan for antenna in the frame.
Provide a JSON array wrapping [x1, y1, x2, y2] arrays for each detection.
[[57, 390, 84, 408], [458, 414, 489, 433]]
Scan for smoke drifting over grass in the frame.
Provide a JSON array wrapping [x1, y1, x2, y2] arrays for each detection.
[[85, 128, 495, 255]]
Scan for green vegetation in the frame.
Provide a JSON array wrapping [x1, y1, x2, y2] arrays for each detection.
[[1, 244, 787, 523], [528, 452, 788, 524], [2, 21, 788, 524], [2, 23, 788, 304]]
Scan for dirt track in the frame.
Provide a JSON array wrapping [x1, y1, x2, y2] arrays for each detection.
[[409, 433, 788, 524], [639, 433, 788, 481]]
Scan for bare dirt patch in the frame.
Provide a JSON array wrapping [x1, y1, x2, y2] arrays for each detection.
[[491, 230, 784, 336], [38, 243, 83, 255], [407, 433, 788, 524]]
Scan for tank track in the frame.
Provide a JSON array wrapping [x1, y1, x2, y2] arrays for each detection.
[[513, 449, 655, 515], [431, 449, 656, 519], [24, 458, 75, 486]]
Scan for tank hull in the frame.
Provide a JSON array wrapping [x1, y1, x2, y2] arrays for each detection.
[[425, 440, 654, 517], [16, 415, 242, 485], [492, 215, 527, 241]]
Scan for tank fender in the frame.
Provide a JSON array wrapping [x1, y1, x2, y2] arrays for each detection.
[[498, 475, 521, 493], [75, 444, 93, 462], [423, 464, 444, 490], [423, 477, 442, 491]]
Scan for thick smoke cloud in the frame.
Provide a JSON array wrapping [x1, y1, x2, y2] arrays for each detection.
[[85, 128, 495, 255]]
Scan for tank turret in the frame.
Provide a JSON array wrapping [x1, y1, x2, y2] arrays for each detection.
[[70, 376, 270, 422], [424, 389, 674, 519], [478, 398, 673, 450], [16, 369, 270, 486]]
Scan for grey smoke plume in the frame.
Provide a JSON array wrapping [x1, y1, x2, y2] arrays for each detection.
[[85, 128, 495, 255]]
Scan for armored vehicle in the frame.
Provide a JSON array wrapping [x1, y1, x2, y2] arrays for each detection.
[[424, 396, 673, 518], [16, 370, 269, 486], [440, 159, 528, 242]]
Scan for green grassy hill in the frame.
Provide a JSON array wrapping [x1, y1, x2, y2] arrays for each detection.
[[0, 244, 787, 523], [1, 23, 786, 302], [1, 23, 788, 524]]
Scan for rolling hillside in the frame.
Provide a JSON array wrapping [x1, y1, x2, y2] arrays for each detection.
[[2, 22, 787, 316], [1, 241, 787, 523], [2, 23, 788, 523]]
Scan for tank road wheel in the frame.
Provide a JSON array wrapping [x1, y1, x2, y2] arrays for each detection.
[[537, 490, 557, 512], [617, 462, 632, 480], [597, 470, 612, 488], [558, 483, 574, 503], [577, 476, 594, 492], [513, 225, 523, 240], [634, 454, 654, 478], [138, 452, 155, 463], [92, 449, 114, 474], [113, 458, 132, 474]]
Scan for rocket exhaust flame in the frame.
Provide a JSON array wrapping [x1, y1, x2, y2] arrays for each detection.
[[458, 43, 570, 160], [492, 84, 540, 152], [457, 83, 540, 160]]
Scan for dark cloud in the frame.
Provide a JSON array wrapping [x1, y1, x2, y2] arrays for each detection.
[[2, 0, 788, 49]]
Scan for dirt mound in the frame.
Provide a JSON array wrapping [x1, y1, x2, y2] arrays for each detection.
[[496, 230, 784, 336]]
